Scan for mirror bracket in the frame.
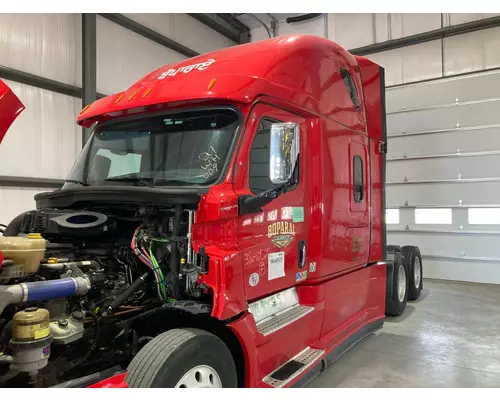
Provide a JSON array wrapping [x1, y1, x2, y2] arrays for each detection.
[[239, 158, 299, 216]]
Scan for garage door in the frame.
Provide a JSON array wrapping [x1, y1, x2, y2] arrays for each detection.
[[385, 69, 500, 284]]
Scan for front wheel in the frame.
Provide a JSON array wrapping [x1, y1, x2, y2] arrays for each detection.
[[126, 328, 237, 388]]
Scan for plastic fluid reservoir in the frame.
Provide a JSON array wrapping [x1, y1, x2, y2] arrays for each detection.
[[12, 307, 51, 342], [9, 307, 52, 373], [0, 233, 46, 275]]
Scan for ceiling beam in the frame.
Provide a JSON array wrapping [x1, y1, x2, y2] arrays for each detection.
[[0, 65, 106, 99], [350, 15, 500, 56], [99, 13, 199, 58], [188, 14, 244, 44], [217, 14, 251, 32]]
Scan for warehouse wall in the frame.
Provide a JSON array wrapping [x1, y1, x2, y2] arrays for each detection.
[[0, 13, 236, 226], [0, 13, 82, 224], [327, 13, 499, 49], [97, 14, 234, 94]]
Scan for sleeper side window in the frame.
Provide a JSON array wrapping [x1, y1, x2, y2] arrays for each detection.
[[340, 68, 360, 111], [353, 155, 364, 203]]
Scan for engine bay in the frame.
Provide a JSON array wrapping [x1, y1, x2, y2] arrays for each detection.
[[0, 205, 210, 387]]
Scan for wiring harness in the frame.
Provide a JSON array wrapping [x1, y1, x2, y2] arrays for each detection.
[[130, 222, 171, 302]]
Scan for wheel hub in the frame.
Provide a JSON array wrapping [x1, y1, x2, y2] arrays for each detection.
[[414, 257, 421, 288], [175, 365, 222, 388], [397, 264, 406, 302]]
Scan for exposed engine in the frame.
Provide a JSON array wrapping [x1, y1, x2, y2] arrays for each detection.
[[0, 205, 209, 387]]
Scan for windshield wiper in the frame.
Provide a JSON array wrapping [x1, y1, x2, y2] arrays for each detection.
[[65, 179, 90, 186], [150, 179, 192, 186], [103, 176, 155, 188]]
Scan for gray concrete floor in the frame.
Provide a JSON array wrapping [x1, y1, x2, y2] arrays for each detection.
[[308, 279, 500, 387]]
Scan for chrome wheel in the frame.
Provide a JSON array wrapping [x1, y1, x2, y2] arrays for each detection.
[[175, 365, 222, 388], [414, 257, 422, 289], [397, 264, 406, 302]]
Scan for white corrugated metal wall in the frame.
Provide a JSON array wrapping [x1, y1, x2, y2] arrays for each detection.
[[0, 13, 236, 225], [248, 13, 500, 284]]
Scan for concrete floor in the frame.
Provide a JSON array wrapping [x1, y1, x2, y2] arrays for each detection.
[[308, 279, 500, 388]]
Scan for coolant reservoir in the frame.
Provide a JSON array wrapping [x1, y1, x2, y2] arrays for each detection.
[[0, 233, 46, 275]]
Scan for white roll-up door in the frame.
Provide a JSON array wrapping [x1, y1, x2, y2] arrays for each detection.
[[386, 70, 500, 284]]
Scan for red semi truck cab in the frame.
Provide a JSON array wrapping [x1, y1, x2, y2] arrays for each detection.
[[0, 35, 422, 388]]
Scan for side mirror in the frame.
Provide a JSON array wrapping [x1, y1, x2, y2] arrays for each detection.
[[269, 123, 300, 184]]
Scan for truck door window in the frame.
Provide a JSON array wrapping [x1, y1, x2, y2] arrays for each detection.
[[340, 68, 360, 111], [249, 118, 280, 193], [353, 155, 364, 203]]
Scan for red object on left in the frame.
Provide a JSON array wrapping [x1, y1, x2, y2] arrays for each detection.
[[87, 372, 128, 388], [0, 80, 24, 268], [0, 79, 25, 145]]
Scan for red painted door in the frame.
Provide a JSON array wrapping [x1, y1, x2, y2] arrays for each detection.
[[343, 136, 370, 268], [233, 104, 311, 301]]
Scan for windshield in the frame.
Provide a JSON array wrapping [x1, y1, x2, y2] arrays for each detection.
[[66, 109, 239, 187]]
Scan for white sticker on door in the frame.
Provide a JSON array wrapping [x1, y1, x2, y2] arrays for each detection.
[[268, 251, 285, 281]]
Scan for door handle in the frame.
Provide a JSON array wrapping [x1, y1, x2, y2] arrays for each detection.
[[298, 240, 306, 269]]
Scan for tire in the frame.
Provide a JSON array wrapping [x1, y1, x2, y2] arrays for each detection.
[[402, 245, 423, 301], [386, 245, 402, 254], [386, 253, 408, 316], [126, 328, 237, 388]]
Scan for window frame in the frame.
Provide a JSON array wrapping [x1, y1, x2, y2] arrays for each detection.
[[248, 117, 300, 195], [468, 208, 500, 225], [386, 208, 400, 225], [353, 155, 364, 203], [76, 106, 244, 189], [414, 208, 453, 225], [340, 68, 361, 111]]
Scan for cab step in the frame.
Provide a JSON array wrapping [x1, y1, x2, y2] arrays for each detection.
[[262, 347, 324, 388], [256, 303, 313, 336], [248, 287, 314, 337]]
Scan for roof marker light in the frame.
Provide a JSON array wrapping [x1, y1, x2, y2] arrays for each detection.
[[80, 104, 90, 115], [114, 94, 124, 104], [128, 91, 137, 101], [208, 79, 217, 90], [143, 88, 152, 98]]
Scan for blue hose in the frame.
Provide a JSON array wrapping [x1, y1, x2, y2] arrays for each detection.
[[21, 278, 88, 302], [0, 276, 91, 316]]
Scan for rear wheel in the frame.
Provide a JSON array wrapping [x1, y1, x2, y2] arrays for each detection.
[[386, 245, 402, 254], [386, 253, 408, 316], [402, 245, 423, 300], [126, 328, 237, 388]]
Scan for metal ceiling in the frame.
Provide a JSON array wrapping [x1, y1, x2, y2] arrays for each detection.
[[234, 14, 303, 30], [188, 13, 325, 43]]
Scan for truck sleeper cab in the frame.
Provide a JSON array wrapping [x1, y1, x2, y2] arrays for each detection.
[[0, 35, 423, 388]]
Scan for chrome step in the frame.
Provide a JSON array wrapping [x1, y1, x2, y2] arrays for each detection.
[[256, 303, 314, 336], [263, 347, 325, 388]]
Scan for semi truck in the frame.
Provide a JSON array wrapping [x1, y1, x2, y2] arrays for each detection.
[[0, 34, 423, 388]]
